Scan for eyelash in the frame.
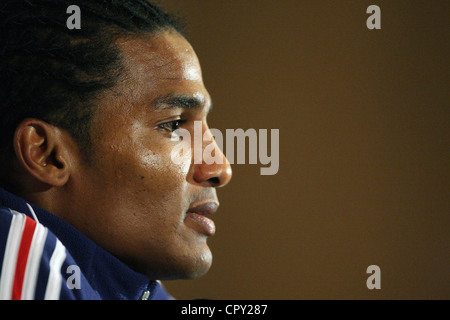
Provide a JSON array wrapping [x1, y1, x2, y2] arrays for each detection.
[[158, 119, 187, 132]]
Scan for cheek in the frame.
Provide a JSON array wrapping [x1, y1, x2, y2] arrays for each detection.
[[90, 119, 193, 218], [138, 140, 191, 186], [161, 138, 192, 178], [124, 144, 192, 221], [98, 149, 188, 249]]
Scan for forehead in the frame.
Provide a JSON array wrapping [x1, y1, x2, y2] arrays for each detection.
[[116, 31, 205, 95]]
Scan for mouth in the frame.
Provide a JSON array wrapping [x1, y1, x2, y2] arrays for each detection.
[[185, 201, 219, 236]]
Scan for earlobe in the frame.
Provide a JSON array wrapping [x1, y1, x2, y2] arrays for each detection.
[[14, 119, 70, 187]]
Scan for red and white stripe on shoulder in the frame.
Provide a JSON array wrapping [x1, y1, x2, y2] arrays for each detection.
[[0, 209, 64, 300]]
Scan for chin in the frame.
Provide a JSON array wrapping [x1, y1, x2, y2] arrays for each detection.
[[172, 247, 213, 280], [183, 249, 213, 279], [139, 245, 213, 281]]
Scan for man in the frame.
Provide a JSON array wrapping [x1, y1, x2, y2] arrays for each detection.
[[0, 0, 232, 300]]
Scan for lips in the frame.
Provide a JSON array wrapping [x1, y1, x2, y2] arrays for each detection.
[[185, 201, 218, 236]]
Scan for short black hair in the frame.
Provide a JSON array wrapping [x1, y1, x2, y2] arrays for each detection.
[[0, 0, 184, 164]]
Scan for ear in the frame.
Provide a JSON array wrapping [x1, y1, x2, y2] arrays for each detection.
[[13, 119, 71, 187]]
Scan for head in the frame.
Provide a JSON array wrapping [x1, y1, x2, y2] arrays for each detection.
[[0, 0, 232, 280]]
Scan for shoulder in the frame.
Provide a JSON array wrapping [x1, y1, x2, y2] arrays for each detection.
[[0, 206, 78, 300]]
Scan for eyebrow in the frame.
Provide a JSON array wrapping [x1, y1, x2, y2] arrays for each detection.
[[154, 94, 214, 114]]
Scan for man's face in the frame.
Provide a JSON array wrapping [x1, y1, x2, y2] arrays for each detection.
[[66, 31, 232, 280]]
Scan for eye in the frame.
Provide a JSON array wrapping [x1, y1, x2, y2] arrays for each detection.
[[158, 119, 187, 132]]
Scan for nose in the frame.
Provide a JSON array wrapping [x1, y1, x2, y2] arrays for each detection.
[[191, 124, 232, 188]]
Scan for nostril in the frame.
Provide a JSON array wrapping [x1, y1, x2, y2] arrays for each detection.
[[207, 177, 220, 187]]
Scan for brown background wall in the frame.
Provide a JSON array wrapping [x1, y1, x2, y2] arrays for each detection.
[[159, 0, 449, 299]]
